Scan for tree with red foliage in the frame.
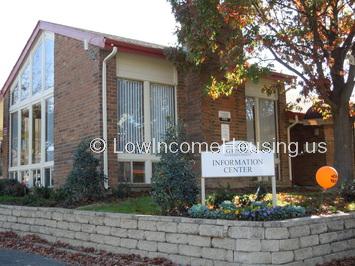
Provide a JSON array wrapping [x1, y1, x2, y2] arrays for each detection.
[[168, 0, 354, 185]]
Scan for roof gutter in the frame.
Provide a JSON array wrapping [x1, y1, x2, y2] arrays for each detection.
[[105, 38, 165, 58], [102, 46, 117, 189]]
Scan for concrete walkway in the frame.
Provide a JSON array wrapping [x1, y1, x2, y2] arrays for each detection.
[[0, 249, 66, 266]]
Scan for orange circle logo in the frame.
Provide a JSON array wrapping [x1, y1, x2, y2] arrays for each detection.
[[316, 166, 338, 190]]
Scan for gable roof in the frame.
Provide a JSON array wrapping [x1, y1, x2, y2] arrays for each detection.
[[1, 20, 167, 96]]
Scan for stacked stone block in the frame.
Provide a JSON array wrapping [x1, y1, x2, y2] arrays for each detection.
[[0, 205, 354, 265]]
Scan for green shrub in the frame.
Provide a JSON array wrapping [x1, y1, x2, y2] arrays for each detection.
[[206, 183, 235, 208], [341, 180, 355, 202], [188, 204, 209, 218], [151, 123, 199, 215], [32, 187, 53, 199], [0, 179, 28, 197], [113, 183, 131, 199], [63, 139, 106, 204]]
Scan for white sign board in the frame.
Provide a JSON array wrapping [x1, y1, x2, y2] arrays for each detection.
[[201, 151, 275, 178], [200, 141, 277, 207]]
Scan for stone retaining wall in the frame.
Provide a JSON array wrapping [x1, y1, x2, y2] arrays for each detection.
[[0, 205, 354, 265]]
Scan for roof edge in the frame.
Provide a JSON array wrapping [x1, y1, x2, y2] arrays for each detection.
[[105, 38, 165, 58]]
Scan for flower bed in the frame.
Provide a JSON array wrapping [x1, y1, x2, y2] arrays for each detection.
[[189, 201, 306, 221]]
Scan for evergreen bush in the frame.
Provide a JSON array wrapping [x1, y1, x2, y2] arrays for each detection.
[[151, 123, 199, 215], [63, 139, 105, 204]]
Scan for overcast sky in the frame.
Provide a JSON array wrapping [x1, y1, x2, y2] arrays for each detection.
[[1, 0, 351, 110]]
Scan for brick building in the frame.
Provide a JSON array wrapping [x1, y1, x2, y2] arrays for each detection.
[[1, 21, 293, 189], [288, 109, 355, 186]]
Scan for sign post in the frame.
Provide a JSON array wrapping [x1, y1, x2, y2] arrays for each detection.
[[201, 141, 277, 207], [271, 175, 277, 207], [201, 177, 206, 205]]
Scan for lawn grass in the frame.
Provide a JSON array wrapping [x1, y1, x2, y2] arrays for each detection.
[[0, 195, 24, 204], [77, 196, 161, 215]]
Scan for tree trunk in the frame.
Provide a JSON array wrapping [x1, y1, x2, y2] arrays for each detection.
[[333, 102, 354, 186]]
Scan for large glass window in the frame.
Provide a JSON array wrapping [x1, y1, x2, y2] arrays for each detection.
[[45, 38, 54, 90], [9, 32, 54, 188], [32, 43, 43, 95], [10, 112, 18, 167], [117, 79, 176, 184], [20, 64, 30, 100], [117, 79, 144, 152], [32, 103, 41, 163], [21, 109, 29, 165], [10, 33, 54, 106], [150, 83, 175, 142], [245, 96, 279, 179], [45, 97, 54, 161]]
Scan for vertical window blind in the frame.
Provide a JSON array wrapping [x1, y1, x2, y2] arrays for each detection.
[[117, 79, 144, 152], [150, 83, 175, 142]]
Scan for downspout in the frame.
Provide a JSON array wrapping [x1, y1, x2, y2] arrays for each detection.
[[287, 115, 299, 182], [102, 46, 118, 189]]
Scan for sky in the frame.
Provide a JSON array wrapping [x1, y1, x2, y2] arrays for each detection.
[[1, 0, 352, 110], [0, 0, 177, 92]]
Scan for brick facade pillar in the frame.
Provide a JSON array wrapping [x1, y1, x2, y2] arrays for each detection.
[[54, 34, 102, 186]]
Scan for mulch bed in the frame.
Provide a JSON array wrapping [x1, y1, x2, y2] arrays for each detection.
[[320, 258, 355, 266], [0, 232, 175, 266]]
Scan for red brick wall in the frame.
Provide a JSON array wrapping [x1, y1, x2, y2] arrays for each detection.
[[54, 34, 102, 186]]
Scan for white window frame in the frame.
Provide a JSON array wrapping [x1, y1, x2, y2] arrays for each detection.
[[245, 95, 281, 180], [117, 77, 178, 184], [8, 31, 54, 188]]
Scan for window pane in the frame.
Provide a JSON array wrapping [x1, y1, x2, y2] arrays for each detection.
[[20, 170, 30, 184], [32, 169, 41, 187], [45, 38, 54, 90], [132, 162, 145, 183], [117, 79, 144, 152], [259, 99, 277, 144], [150, 84, 175, 142], [245, 97, 256, 144], [32, 103, 41, 163], [32, 43, 43, 95], [11, 83, 19, 105], [45, 97, 54, 161], [118, 161, 131, 182], [10, 112, 18, 167], [9, 171, 18, 180], [20, 109, 29, 165], [20, 64, 30, 100], [44, 168, 52, 187]]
